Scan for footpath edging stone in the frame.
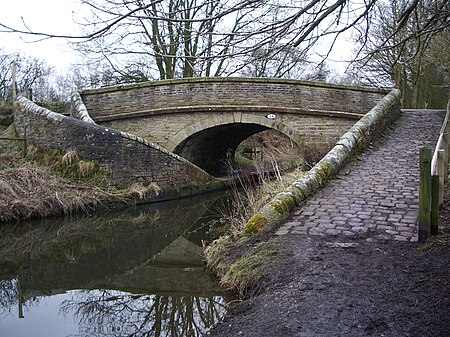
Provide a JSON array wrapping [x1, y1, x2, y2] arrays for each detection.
[[244, 89, 401, 233]]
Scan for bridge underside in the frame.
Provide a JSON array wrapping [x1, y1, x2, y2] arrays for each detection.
[[174, 123, 270, 176]]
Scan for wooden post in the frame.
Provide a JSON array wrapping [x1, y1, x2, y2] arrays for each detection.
[[438, 149, 445, 205], [12, 61, 17, 102], [443, 132, 449, 182], [431, 174, 440, 236], [447, 120, 450, 168], [419, 148, 432, 242]]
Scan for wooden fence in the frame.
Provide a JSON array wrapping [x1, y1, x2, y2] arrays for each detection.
[[419, 101, 450, 242]]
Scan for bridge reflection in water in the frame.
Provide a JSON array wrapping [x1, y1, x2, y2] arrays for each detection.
[[0, 192, 229, 337]]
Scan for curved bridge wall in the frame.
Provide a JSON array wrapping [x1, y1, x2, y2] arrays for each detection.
[[13, 97, 214, 192], [80, 78, 391, 167]]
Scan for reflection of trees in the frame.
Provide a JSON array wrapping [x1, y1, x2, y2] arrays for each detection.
[[0, 279, 19, 314], [0, 278, 41, 318], [60, 289, 225, 336]]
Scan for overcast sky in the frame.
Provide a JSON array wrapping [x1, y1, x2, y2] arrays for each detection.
[[0, 0, 84, 68], [0, 0, 353, 74]]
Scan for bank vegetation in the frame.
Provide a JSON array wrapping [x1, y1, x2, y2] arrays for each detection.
[[0, 120, 160, 223], [203, 131, 306, 297]]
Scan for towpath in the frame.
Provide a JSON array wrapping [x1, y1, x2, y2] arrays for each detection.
[[275, 109, 444, 242], [207, 109, 450, 337]]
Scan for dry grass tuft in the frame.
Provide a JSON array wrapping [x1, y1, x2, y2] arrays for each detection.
[[127, 182, 161, 200], [78, 160, 96, 177], [61, 150, 79, 167]]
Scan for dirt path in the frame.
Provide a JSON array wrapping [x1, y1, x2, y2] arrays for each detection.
[[207, 236, 449, 337], [206, 110, 450, 337]]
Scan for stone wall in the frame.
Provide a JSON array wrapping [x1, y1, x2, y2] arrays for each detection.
[[80, 78, 389, 171], [80, 78, 390, 121], [14, 96, 214, 190]]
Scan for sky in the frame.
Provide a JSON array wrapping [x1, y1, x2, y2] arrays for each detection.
[[0, 0, 353, 75], [0, 0, 84, 69]]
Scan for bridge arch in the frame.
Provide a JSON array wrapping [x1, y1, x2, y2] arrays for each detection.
[[165, 113, 305, 176], [80, 78, 392, 177]]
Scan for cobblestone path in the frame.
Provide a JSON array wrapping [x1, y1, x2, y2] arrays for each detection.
[[276, 109, 445, 242]]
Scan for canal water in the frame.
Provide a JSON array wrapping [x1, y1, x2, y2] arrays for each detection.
[[0, 192, 232, 337]]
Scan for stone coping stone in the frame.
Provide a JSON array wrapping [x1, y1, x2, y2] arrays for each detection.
[[80, 77, 392, 95]]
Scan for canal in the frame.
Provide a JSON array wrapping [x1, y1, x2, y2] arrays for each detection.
[[0, 192, 232, 336]]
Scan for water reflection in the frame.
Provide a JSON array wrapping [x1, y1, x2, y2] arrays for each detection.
[[0, 192, 230, 337], [61, 290, 224, 336]]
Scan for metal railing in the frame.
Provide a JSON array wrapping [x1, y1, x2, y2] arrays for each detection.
[[419, 100, 450, 242]]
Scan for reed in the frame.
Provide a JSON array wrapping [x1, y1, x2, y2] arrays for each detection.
[[217, 158, 305, 235]]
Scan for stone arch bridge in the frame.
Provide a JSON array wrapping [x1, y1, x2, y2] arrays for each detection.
[[79, 78, 391, 176], [14, 77, 400, 200]]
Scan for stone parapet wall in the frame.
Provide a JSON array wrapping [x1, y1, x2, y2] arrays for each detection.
[[80, 77, 390, 121], [70, 91, 96, 124], [14, 96, 214, 190]]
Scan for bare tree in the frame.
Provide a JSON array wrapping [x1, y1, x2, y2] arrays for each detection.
[[0, 1, 448, 81], [0, 51, 15, 99], [351, 0, 449, 108], [0, 48, 52, 101], [240, 40, 310, 78], [73, 0, 258, 80]]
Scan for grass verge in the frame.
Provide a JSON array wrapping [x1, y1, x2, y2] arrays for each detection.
[[0, 125, 160, 223], [204, 160, 304, 298], [204, 234, 281, 298]]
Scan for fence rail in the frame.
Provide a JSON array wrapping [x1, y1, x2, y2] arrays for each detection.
[[419, 100, 450, 242], [0, 136, 27, 157], [0, 137, 23, 141]]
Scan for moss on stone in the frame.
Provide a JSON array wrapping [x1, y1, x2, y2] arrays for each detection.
[[244, 214, 269, 234], [271, 194, 296, 215], [314, 161, 335, 180], [293, 179, 312, 198], [286, 185, 305, 205]]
